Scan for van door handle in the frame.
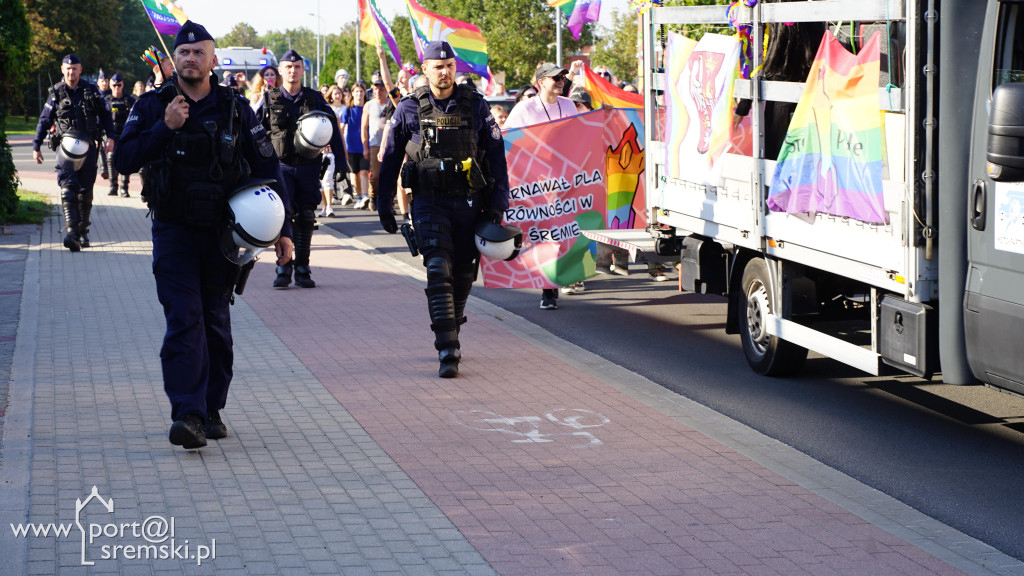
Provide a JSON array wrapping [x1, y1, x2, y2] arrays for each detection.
[[970, 180, 986, 231]]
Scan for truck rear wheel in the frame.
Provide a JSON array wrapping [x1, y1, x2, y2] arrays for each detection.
[[739, 258, 808, 376]]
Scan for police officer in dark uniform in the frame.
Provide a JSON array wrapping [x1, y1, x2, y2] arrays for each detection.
[[33, 54, 116, 251], [376, 41, 510, 378], [105, 73, 136, 197], [257, 49, 348, 289], [115, 21, 293, 450]]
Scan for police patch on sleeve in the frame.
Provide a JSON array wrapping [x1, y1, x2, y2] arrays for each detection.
[[256, 134, 275, 158], [485, 113, 501, 140]]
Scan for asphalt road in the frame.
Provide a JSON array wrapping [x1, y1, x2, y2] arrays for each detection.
[[10, 134, 1024, 561], [321, 206, 1024, 563]]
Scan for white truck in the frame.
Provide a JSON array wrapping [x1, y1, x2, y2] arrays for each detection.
[[599, 0, 1024, 393]]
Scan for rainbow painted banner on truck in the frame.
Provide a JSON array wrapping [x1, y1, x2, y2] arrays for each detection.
[[767, 31, 887, 224], [481, 109, 646, 289], [663, 32, 740, 186]]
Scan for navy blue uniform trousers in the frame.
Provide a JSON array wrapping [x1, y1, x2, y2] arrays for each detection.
[[152, 220, 233, 421], [414, 194, 481, 267]]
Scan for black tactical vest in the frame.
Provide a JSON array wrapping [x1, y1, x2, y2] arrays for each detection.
[[264, 87, 325, 165], [51, 83, 105, 139], [403, 85, 487, 195], [144, 79, 251, 227], [106, 94, 136, 133]]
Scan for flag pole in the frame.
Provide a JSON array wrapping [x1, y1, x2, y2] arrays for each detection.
[[554, 6, 562, 67], [139, 0, 178, 76]]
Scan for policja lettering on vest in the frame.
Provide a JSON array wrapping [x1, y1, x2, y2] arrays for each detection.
[[32, 53, 117, 252], [113, 20, 292, 451], [376, 40, 517, 378], [258, 49, 349, 289]]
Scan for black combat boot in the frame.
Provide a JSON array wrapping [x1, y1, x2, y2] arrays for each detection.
[[60, 189, 81, 252], [292, 218, 316, 288], [425, 257, 460, 378], [273, 263, 293, 288], [78, 189, 93, 248], [452, 267, 476, 335]]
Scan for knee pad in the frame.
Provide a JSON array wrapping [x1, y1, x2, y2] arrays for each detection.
[[297, 207, 317, 229], [61, 187, 78, 202], [425, 256, 452, 286]]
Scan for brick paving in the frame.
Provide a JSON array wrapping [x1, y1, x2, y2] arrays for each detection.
[[0, 172, 1021, 575]]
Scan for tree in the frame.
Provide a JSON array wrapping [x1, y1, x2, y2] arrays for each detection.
[[111, 0, 171, 86], [1, 0, 32, 221], [590, 9, 640, 85], [219, 22, 260, 48], [24, 0, 123, 74]]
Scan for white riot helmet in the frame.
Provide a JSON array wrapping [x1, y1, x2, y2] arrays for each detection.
[[293, 111, 334, 159], [56, 130, 91, 171], [474, 220, 523, 261], [220, 179, 286, 265]]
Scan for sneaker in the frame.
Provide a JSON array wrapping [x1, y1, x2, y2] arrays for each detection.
[[325, 208, 335, 218], [318, 208, 328, 218], [340, 193, 354, 206], [560, 282, 586, 295], [650, 269, 669, 282], [353, 196, 369, 210], [540, 291, 558, 310], [204, 411, 227, 440], [368, 198, 377, 212], [169, 414, 207, 449], [610, 263, 630, 276], [595, 263, 612, 275]]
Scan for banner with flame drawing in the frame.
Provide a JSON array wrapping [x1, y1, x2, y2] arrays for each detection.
[[664, 32, 741, 186], [481, 109, 646, 289]]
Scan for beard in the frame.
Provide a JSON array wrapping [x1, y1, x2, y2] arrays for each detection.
[[431, 76, 453, 91], [178, 67, 208, 87]]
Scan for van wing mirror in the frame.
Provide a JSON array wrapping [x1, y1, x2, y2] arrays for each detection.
[[987, 82, 1024, 181]]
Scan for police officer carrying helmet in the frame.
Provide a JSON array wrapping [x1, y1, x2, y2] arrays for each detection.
[[377, 41, 511, 378], [258, 49, 348, 289], [115, 21, 293, 450], [33, 54, 117, 251], [105, 73, 136, 197]]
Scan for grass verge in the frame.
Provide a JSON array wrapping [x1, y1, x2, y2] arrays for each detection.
[[4, 116, 39, 135], [2, 190, 51, 225]]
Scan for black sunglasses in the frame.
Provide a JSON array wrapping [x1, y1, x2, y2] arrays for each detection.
[[111, 83, 123, 87], [551, 74, 566, 82]]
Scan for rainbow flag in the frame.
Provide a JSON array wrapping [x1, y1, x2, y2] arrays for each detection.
[[359, 0, 402, 65], [567, 0, 600, 40], [547, 0, 599, 40], [406, 0, 489, 79], [768, 31, 886, 224], [582, 65, 643, 109], [140, 0, 187, 36]]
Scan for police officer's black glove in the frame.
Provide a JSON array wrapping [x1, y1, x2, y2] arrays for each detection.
[[487, 207, 504, 225], [319, 156, 331, 180], [379, 210, 398, 234]]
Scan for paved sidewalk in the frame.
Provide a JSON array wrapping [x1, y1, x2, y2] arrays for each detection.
[[1, 173, 1022, 575]]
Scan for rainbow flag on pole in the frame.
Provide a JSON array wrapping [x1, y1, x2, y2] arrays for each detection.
[[140, 0, 187, 36], [768, 31, 886, 224], [358, 0, 402, 65], [547, 0, 600, 40], [405, 0, 489, 79]]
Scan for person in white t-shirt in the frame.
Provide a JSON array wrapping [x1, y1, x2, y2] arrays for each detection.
[[503, 62, 576, 131], [504, 62, 583, 310]]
